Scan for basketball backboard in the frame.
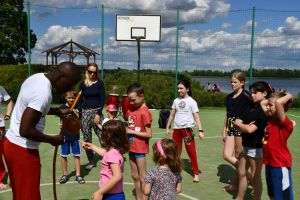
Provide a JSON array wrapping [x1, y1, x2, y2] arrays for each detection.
[[116, 15, 161, 42]]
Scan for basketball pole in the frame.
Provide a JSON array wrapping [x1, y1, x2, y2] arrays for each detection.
[[136, 37, 142, 83]]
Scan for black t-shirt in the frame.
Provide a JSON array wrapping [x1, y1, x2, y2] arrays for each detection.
[[240, 104, 268, 148], [225, 90, 253, 135], [226, 90, 252, 118]]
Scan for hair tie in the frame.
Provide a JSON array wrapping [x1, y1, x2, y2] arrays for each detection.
[[268, 84, 275, 93], [157, 140, 166, 159]]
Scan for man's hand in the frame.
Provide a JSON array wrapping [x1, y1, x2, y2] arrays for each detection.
[[50, 134, 64, 146]]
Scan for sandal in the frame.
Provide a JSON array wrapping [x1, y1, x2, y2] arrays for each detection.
[[75, 176, 85, 184], [224, 184, 237, 192], [59, 175, 69, 184]]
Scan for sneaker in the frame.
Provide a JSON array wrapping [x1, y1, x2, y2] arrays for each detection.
[[85, 163, 96, 170]]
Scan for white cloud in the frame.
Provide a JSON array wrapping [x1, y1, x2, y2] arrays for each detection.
[[221, 23, 232, 30]]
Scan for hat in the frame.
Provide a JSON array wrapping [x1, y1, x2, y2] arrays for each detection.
[[106, 104, 118, 112]]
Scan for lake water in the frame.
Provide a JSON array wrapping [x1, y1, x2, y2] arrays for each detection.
[[193, 77, 300, 96]]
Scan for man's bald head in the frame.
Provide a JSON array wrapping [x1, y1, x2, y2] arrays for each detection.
[[47, 61, 82, 94], [57, 61, 81, 82]]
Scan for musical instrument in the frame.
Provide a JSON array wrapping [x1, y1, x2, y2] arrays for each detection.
[[53, 90, 82, 200], [106, 93, 119, 109], [122, 94, 132, 121]]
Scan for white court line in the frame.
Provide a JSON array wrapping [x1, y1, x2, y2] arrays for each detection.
[[288, 114, 300, 118], [0, 181, 199, 199]]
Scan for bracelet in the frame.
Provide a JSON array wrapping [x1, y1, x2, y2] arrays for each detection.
[[198, 129, 204, 132]]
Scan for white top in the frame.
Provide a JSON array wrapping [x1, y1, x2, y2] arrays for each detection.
[[172, 96, 199, 129], [0, 86, 11, 127], [6, 73, 52, 149], [102, 118, 110, 125]]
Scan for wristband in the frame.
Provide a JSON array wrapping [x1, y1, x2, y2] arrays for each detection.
[[198, 129, 204, 132], [5, 114, 10, 119]]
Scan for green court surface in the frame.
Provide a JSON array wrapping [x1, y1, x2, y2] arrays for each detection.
[[0, 108, 299, 200]]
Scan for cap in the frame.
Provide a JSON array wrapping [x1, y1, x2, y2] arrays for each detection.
[[106, 104, 118, 112]]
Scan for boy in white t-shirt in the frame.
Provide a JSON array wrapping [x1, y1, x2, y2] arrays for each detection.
[[97, 104, 118, 130]]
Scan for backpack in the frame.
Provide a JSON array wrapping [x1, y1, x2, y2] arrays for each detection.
[[158, 109, 170, 129]]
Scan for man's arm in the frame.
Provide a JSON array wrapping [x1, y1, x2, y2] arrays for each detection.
[[19, 107, 63, 146]]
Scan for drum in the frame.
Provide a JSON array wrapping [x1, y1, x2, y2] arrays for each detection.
[[107, 94, 119, 108], [121, 94, 132, 121]]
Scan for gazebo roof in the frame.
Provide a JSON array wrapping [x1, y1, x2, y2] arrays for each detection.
[[42, 39, 100, 66]]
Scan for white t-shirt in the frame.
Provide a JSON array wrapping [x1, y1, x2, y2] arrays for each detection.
[[172, 96, 199, 129], [0, 86, 11, 127], [6, 73, 52, 149]]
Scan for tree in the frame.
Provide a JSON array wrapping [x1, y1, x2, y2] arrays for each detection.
[[0, 0, 37, 64]]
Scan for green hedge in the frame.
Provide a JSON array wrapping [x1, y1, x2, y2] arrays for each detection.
[[0, 65, 299, 108]]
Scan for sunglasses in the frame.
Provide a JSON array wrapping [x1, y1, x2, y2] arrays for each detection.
[[88, 70, 97, 75]]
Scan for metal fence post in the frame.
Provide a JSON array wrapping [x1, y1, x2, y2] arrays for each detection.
[[27, 1, 31, 77], [249, 6, 256, 85], [175, 7, 180, 98], [101, 4, 104, 80]]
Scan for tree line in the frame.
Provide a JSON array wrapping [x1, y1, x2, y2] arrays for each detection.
[[0, 65, 299, 108]]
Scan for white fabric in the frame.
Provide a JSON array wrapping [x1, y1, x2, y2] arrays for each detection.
[[0, 86, 11, 127], [6, 73, 52, 149], [102, 118, 110, 125], [172, 96, 199, 129], [282, 167, 290, 190]]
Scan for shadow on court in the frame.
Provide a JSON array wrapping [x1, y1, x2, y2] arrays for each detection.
[[217, 164, 253, 200], [182, 158, 195, 177], [67, 154, 102, 179]]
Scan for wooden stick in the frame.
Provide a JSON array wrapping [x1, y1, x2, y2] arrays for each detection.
[[70, 90, 82, 111]]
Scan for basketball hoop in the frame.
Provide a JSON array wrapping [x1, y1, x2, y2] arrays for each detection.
[[116, 15, 161, 83]]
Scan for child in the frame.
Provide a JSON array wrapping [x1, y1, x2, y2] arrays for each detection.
[[166, 79, 204, 182], [97, 104, 118, 130], [82, 120, 130, 200], [221, 71, 252, 191], [0, 85, 14, 190], [261, 92, 294, 200], [126, 83, 152, 200], [59, 90, 85, 184], [234, 81, 272, 200], [144, 139, 182, 200]]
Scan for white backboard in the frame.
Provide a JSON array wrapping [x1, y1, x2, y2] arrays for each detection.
[[116, 15, 161, 42]]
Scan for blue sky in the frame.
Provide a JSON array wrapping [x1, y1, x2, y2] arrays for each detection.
[[28, 0, 300, 71]]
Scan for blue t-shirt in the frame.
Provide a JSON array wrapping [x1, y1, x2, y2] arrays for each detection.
[[78, 80, 105, 115]]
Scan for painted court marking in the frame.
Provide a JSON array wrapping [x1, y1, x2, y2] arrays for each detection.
[[0, 181, 199, 200]]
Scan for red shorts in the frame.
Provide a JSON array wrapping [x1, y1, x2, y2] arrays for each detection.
[[3, 137, 41, 200], [0, 127, 5, 182]]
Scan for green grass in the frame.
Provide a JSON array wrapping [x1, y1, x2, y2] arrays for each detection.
[[0, 108, 299, 200]]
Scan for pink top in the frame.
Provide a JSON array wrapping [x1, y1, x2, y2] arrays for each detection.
[[99, 148, 124, 193]]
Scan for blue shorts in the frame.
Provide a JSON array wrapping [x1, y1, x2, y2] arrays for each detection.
[[103, 192, 125, 200], [265, 165, 294, 200], [60, 140, 81, 157], [129, 152, 145, 159]]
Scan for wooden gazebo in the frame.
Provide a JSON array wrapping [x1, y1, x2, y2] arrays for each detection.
[[42, 39, 100, 66]]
